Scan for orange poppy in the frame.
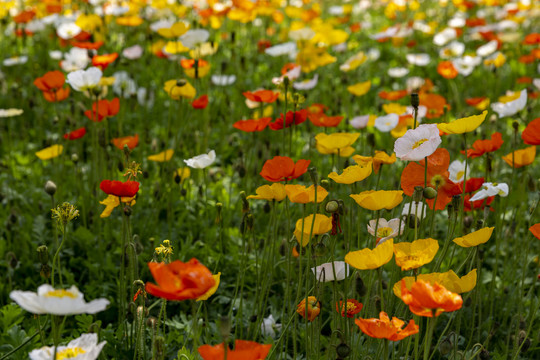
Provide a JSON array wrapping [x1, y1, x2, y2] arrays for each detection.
[[378, 89, 408, 101], [198, 340, 271, 360], [530, 224, 540, 240], [355, 312, 419, 341], [13, 10, 35, 24], [85, 98, 120, 122], [297, 296, 321, 321], [465, 18, 486, 27], [44, 87, 70, 102], [192, 95, 209, 109], [34, 71, 71, 102], [73, 41, 105, 50], [308, 114, 343, 127], [517, 77, 532, 84], [437, 61, 458, 79], [419, 93, 449, 119], [502, 146, 536, 168], [92, 53, 119, 70], [112, 134, 139, 150], [233, 117, 272, 132], [522, 118, 540, 145], [519, 54, 535, 64], [465, 97, 488, 106], [145, 259, 215, 301], [523, 33, 540, 45], [243, 89, 279, 103], [400, 280, 463, 317], [336, 299, 363, 318], [269, 110, 308, 130], [64, 127, 87, 140], [461, 132, 503, 158], [400, 148, 461, 210], [260, 156, 310, 182]]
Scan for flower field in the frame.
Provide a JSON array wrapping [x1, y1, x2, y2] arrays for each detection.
[[1, 0, 539, 359]]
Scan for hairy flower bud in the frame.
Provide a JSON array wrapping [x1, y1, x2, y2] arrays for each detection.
[[44, 180, 57, 196]]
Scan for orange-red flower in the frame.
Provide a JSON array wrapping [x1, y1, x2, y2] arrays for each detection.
[[530, 224, 540, 240], [462, 132, 503, 158], [400, 148, 461, 210], [260, 156, 310, 182], [145, 259, 215, 301], [522, 118, 540, 145], [269, 110, 308, 130], [34, 70, 70, 102], [400, 280, 463, 317], [72, 41, 105, 50], [192, 95, 209, 109], [336, 299, 363, 318], [297, 296, 321, 321], [233, 117, 272, 132], [64, 127, 87, 140], [355, 312, 419, 341], [85, 98, 120, 122], [100, 180, 140, 197], [92, 53, 118, 70], [243, 89, 279, 103], [378, 89, 408, 101], [419, 93, 449, 119], [523, 33, 540, 45], [112, 134, 139, 150], [437, 61, 458, 79], [308, 114, 343, 127], [13, 10, 35, 24], [198, 340, 271, 360]]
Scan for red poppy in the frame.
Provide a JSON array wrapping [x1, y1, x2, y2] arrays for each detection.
[[306, 103, 327, 115], [92, 53, 118, 70], [269, 109, 308, 130], [243, 90, 279, 103], [378, 89, 408, 101], [112, 134, 139, 150], [192, 95, 209, 109], [73, 41, 105, 50], [257, 39, 272, 53], [529, 223, 540, 240], [100, 180, 140, 197], [522, 118, 540, 145], [233, 117, 272, 132], [145, 259, 215, 301], [34, 71, 71, 102], [458, 177, 484, 193], [464, 194, 494, 212], [13, 10, 35, 24], [198, 340, 271, 360], [350, 23, 361, 32], [400, 148, 461, 210], [517, 77, 532, 84], [260, 156, 310, 182], [461, 132, 503, 158], [281, 63, 298, 75], [465, 18, 486, 27], [64, 127, 87, 140], [465, 97, 488, 106], [336, 299, 363, 318], [85, 98, 120, 122], [308, 114, 343, 127], [524, 33, 540, 45], [519, 54, 535, 64], [437, 61, 458, 79]]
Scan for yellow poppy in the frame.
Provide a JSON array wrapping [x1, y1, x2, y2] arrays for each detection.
[[315, 132, 359, 156], [148, 149, 174, 162], [247, 183, 287, 201], [173, 168, 191, 183], [184, 63, 211, 79], [99, 195, 136, 218], [158, 22, 189, 38], [393, 238, 439, 271], [502, 146, 536, 168], [163, 80, 196, 100], [36, 144, 63, 160], [437, 110, 487, 134], [345, 239, 394, 270], [393, 269, 477, 297], [285, 185, 328, 203], [452, 227, 494, 247], [196, 272, 221, 301], [353, 151, 396, 174], [163, 41, 190, 54], [383, 103, 407, 115], [347, 81, 371, 96], [294, 214, 332, 246], [296, 45, 336, 73], [116, 16, 143, 27], [350, 190, 403, 211], [328, 162, 373, 184]]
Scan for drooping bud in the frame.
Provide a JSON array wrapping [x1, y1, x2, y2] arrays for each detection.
[[44, 180, 57, 196], [326, 200, 339, 213], [240, 191, 249, 213]]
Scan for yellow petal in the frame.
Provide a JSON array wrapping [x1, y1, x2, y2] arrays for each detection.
[[295, 214, 332, 246], [453, 227, 494, 247], [285, 185, 328, 204], [328, 162, 373, 184], [350, 190, 403, 210], [247, 183, 287, 201], [100, 195, 120, 218], [196, 273, 221, 301], [393, 269, 477, 297], [345, 239, 394, 270], [347, 81, 371, 96], [393, 238, 439, 271], [502, 146, 536, 168], [437, 110, 487, 134], [148, 149, 174, 162], [36, 145, 63, 160]]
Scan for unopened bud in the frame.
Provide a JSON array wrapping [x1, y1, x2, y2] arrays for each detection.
[[215, 203, 223, 224], [412, 186, 424, 202], [423, 187, 437, 199], [44, 181, 57, 196], [321, 179, 330, 189], [37, 245, 49, 265], [40, 264, 51, 279], [176, 79, 187, 87], [240, 191, 249, 213], [71, 153, 79, 163], [326, 200, 339, 213], [410, 93, 419, 108], [336, 343, 351, 358], [6, 252, 17, 269], [308, 167, 318, 185], [512, 121, 519, 131]]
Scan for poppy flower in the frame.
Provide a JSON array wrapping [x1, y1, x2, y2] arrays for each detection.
[[29, 333, 105, 360], [394, 269, 477, 298], [437, 111, 487, 134], [294, 214, 332, 246], [297, 296, 321, 321], [368, 218, 405, 245], [145, 259, 215, 301], [453, 227, 494, 247], [315, 133, 359, 156], [285, 185, 328, 203], [247, 184, 287, 202], [462, 132, 503, 158], [311, 262, 350, 282], [149, 149, 174, 162], [260, 156, 310, 182], [491, 89, 527, 118], [522, 118, 540, 145], [394, 124, 442, 161], [99, 180, 140, 197], [233, 117, 272, 132], [458, 177, 485, 193], [524, 33, 540, 45], [400, 148, 461, 210], [92, 53, 118, 70], [328, 162, 373, 185], [164, 79, 196, 100], [393, 238, 439, 271], [196, 272, 221, 301], [465, 97, 490, 111], [13, 10, 35, 24], [502, 146, 536, 168], [345, 240, 394, 270], [184, 150, 216, 168], [269, 110, 308, 130], [308, 114, 343, 127], [192, 95, 209, 109], [464, 194, 494, 212], [400, 280, 463, 317], [67, 67, 103, 92], [355, 312, 419, 341], [112, 134, 139, 150], [85, 98, 120, 122], [350, 190, 403, 211], [347, 81, 371, 96], [469, 182, 508, 202], [181, 59, 211, 78], [198, 340, 271, 360], [36, 144, 63, 160], [336, 299, 363, 318], [353, 151, 396, 174], [530, 224, 540, 240], [378, 89, 408, 101], [99, 195, 136, 218], [73, 41, 105, 50], [243, 89, 279, 103], [419, 93, 449, 119], [34, 70, 71, 102], [64, 127, 87, 140]]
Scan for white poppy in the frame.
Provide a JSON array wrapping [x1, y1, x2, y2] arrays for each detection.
[[374, 114, 399, 132], [61, 47, 89, 72], [67, 67, 102, 92], [448, 160, 466, 183], [394, 124, 441, 161], [311, 261, 350, 282], [56, 22, 81, 40], [9, 285, 109, 315], [402, 201, 428, 220], [211, 75, 236, 86], [3, 56, 28, 66], [122, 45, 143, 60], [104, 4, 129, 16], [293, 74, 319, 90], [388, 67, 409, 78], [184, 150, 216, 169], [448, 16, 466, 28], [49, 50, 63, 60], [413, 21, 433, 34], [491, 89, 527, 118], [533, 78, 540, 91], [406, 53, 431, 66], [367, 218, 404, 244], [180, 29, 210, 49], [476, 40, 498, 57], [469, 182, 509, 202], [150, 19, 174, 32], [433, 28, 457, 46], [405, 105, 427, 123], [26, 20, 46, 33], [260, 315, 282, 338], [439, 41, 465, 59], [289, 28, 315, 41], [29, 333, 106, 360], [265, 42, 297, 57], [369, 26, 399, 40], [406, 77, 425, 92], [452, 56, 481, 77], [112, 71, 137, 97], [367, 48, 381, 61], [328, 6, 345, 15], [272, 65, 301, 85], [350, 115, 370, 129], [332, 42, 348, 53], [0, 108, 24, 117]]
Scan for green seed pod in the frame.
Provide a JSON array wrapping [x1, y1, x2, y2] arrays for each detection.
[[423, 187, 437, 199]]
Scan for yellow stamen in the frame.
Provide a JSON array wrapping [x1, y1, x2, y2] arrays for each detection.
[[44, 289, 77, 299], [412, 138, 428, 149], [56, 347, 86, 359]]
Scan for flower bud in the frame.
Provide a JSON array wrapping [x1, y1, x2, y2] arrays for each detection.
[[321, 179, 330, 189], [37, 245, 49, 265], [512, 121, 519, 131], [410, 93, 419, 108], [336, 343, 351, 358], [412, 186, 424, 202], [423, 187, 437, 199], [6, 252, 18, 269], [71, 153, 79, 163], [326, 200, 339, 213], [308, 167, 319, 186], [215, 203, 223, 224], [312, 242, 327, 257], [439, 335, 453, 355], [40, 264, 51, 279], [44, 180, 57, 196], [240, 191, 249, 213], [176, 79, 187, 87]]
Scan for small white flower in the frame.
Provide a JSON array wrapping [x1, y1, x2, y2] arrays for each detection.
[[405, 105, 427, 123], [180, 29, 210, 49], [10, 284, 109, 315], [67, 67, 102, 92], [311, 261, 350, 282], [388, 67, 409, 78], [367, 218, 404, 245], [469, 182, 509, 202], [452, 55, 481, 77], [150, 19, 174, 32], [211, 75, 236, 86], [369, 26, 399, 40], [184, 150, 216, 169], [402, 201, 428, 220], [491, 89, 527, 118], [29, 333, 106, 360], [264, 42, 297, 57], [439, 41, 465, 59], [56, 22, 81, 40], [406, 77, 425, 92], [272, 65, 301, 85], [394, 124, 441, 161], [293, 74, 319, 90], [3, 56, 28, 66], [350, 115, 370, 129], [0, 108, 24, 117], [49, 50, 63, 60], [374, 114, 399, 132], [328, 6, 344, 15], [448, 160, 466, 183], [260, 315, 282, 338], [433, 27, 457, 46], [448, 16, 465, 28], [476, 40, 498, 57], [112, 71, 137, 97], [406, 53, 431, 66], [61, 47, 89, 72], [122, 45, 143, 60]]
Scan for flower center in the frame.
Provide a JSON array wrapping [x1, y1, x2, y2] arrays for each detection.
[[456, 170, 464, 181], [44, 289, 77, 298], [56, 347, 86, 359], [377, 227, 393, 237], [412, 138, 428, 149], [430, 175, 445, 188], [345, 302, 357, 313]]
